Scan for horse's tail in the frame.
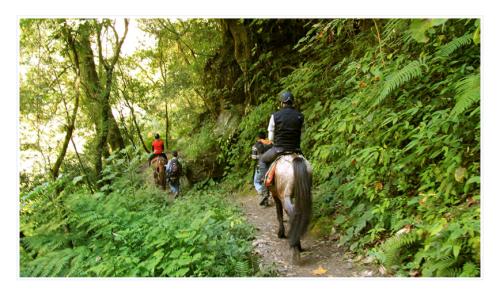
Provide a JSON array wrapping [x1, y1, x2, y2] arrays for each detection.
[[288, 157, 312, 248]]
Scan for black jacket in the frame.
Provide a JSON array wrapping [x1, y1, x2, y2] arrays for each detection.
[[272, 107, 304, 151]]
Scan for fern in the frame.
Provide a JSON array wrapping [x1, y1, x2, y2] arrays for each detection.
[[234, 260, 250, 276], [23, 234, 69, 255], [460, 262, 480, 277], [45, 249, 75, 276], [66, 247, 91, 276], [436, 33, 473, 58], [379, 230, 420, 270], [422, 254, 458, 277], [375, 61, 424, 105], [451, 73, 480, 117], [381, 19, 408, 48]]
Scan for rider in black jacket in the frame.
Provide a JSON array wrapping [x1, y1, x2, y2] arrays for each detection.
[[260, 91, 304, 162], [259, 91, 304, 187]]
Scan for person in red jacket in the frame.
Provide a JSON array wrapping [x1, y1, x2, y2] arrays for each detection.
[[148, 133, 168, 165]]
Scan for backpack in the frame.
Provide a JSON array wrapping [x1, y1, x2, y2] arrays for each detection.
[[167, 158, 182, 177]]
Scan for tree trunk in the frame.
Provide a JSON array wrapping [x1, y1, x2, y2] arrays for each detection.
[[65, 19, 128, 180], [224, 19, 252, 106], [121, 89, 149, 153], [51, 78, 80, 179], [106, 106, 125, 152]]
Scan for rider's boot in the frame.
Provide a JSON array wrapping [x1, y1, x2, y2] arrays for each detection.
[[259, 188, 270, 206], [259, 192, 267, 206]]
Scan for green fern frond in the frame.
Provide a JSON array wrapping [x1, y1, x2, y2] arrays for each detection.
[[27, 249, 72, 277], [436, 33, 473, 58], [382, 19, 408, 46], [44, 249, 75, 276], [421, 254, 459, 277], [434, 257, 458, 277], [75, 211, 101, 229], [460, 262, 480, 277], [235, 260, 250, 276], [451, 73, 480, 117], [440, 265, 462, 277], [67, 247, 91, 276], [29, 257, 47, 277], [376, 61, 424, 105], [23, 234, 69, 255], [379, 230, 420, 269]]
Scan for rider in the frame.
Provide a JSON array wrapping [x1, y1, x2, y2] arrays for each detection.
[[251, 131, 273, 206], [148, 133, 168, 165], [259, 91, 304, 181]]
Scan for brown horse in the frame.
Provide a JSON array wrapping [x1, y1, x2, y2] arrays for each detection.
[[269, 153, 312, 264], [151, 156, 167, 190]]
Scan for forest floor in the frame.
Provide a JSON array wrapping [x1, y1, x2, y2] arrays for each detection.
[[233, 191, 383, 277]]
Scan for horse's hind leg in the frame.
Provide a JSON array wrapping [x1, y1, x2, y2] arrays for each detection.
[[292, 246, 301, 265], [274, 198, 286, 238], [297, 240, 304, 252]]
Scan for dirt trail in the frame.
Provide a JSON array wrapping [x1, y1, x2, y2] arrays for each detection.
[[234, 193, 382, 277]]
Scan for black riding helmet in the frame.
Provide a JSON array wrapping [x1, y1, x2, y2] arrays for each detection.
[[280, 91, 294, 104], [155, 133, 160, 139]]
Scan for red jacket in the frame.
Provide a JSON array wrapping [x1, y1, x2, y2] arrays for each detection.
[[152, 139, 164, 154]]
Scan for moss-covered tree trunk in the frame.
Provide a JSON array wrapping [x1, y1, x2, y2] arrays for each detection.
[[64, 20, 127, 181], [224, 19, 252, 107]]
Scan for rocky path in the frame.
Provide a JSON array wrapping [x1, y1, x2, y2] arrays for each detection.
[[234, 192, 382, 277]]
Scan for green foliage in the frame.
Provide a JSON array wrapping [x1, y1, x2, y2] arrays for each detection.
[[21, 150, 258, 277], [259, 18, 479, 276], [20, 18, 481, 278], [450, 73, 480, 117], [377, 230, 420, 273], [408, 19, 447, 43], [436, 33, 473, 58], [222, 100, 275, 176], [376, 60, 425, 105], [179, 120, 217, 161]]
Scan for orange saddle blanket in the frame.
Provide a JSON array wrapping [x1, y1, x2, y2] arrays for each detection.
[[265, 160, 278, 187]]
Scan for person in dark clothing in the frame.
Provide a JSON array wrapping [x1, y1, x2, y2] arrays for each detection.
[[148, 133, 168, 165], [166, 150, 182, 197], [251, 131, 273, 206], [259, 91, 304, 170]]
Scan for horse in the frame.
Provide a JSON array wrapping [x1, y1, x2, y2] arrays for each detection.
[[151, 156, 167, 190], [268, 153, 312, 264]]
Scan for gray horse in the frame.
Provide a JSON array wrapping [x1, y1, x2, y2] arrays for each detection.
[[268, 153, 312, 264]]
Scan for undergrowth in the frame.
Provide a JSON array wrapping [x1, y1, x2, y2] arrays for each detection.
[[20, 147, 260, 277]]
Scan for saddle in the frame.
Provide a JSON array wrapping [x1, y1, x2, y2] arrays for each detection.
[[264, 153, 302, 187], [151, 155, 167, 167]]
